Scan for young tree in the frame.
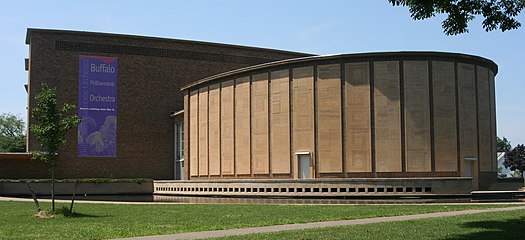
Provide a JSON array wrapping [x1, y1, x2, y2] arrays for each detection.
[[503, 144, 525, 178], [389, 0, 525, 35], [31, 83, 79, 212], [497, 136, 512, 152], [0, 113, 26, 152]]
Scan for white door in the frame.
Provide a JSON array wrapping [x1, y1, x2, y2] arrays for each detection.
[[298, 154, 311, 179], [465, 161, 473, 177]]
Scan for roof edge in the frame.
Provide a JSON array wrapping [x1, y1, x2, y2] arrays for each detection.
[[25, 28, 314, 57], [181, 51, 498, 91]]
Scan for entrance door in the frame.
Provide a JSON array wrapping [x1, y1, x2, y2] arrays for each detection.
[[465, 161, 473, 177], [298, 154, 311, 179]]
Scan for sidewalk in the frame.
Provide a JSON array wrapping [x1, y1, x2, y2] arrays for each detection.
[[114, 205, 525, 240], [0, 196, 188, 205]]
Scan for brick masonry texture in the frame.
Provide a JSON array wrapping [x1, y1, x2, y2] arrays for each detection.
[[17, 29, 310, 180]]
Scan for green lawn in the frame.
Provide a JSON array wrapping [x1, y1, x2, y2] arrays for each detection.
[[0, 201, 515, 240], [221, 208, 525, 240]]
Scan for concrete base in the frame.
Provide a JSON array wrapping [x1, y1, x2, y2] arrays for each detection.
[[488, 178, 524, 191], [0, 182, 153, 196], [472, 190, 525, 202], [154, 178, 473, 197], [479, 172, 498, 190]]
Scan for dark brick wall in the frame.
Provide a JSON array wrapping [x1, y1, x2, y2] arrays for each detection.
[[0, 154, 48, 179], [479, 171, 498, 190], [21, 29, 309, 180]]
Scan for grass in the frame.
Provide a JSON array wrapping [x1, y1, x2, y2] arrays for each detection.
[[0, 201, 515, 240], [220, 208, 525, 240]]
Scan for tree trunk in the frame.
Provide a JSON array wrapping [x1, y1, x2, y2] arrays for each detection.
[[69, 179, 78, 213], [51, 162, 55, 213], [26, 182, 40, 212]]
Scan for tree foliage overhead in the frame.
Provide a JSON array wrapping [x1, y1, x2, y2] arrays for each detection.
[[497, 136, 512, 152], [0, 113, 26, 152], [389, 0, 525, 35], [503, 144, 525, 173], [31, 83, 79, 212]]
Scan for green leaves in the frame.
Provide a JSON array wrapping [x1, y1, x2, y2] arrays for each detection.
[[389, 0, 525, 35], [30, 83, 80, 165], [0, 113, 26, 152], [30, 83, 80, 213], [497, 136, 512, 152]]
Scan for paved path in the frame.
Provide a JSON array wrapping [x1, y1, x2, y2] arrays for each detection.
[[0, 196, 190, 205], [3, 196, 525, 206], [115, 205, 525, 240]]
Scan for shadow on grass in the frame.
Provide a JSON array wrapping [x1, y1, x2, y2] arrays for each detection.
[[55, 206, 109, 218], [444, 215, 525, 240]]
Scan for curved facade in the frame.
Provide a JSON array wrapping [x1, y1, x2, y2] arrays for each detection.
[[6, 28, 504, 195], [182, 52, 498, 190]]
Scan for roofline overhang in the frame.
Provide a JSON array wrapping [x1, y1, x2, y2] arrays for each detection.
[[25, 28, 315, 57], [181, 51, 498, 91], [170, 110, 184, 118]]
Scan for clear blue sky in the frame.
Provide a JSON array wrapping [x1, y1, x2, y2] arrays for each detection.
[[1, 1, 524, 145]]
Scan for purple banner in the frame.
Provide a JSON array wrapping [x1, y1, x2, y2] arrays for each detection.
[[78, 56, 118, 157]]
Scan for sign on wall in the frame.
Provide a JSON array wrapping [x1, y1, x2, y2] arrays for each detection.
[[78, 56, 118, 157]]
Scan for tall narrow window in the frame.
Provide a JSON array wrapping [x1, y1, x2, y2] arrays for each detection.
[[175, 122, 184, 180], [176, 122, 184, 161]]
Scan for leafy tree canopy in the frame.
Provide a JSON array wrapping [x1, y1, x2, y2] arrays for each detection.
[[0, 113, 26, 152], [503, 144, 525, 173], [31, 83, 79, 212], [31, 84, 79, 164], [389, 0, 525, 35], [497, 136, 512, 152]]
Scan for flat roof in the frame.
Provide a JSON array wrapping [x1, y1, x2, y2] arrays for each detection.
[[182, 51, 498, 90], [25, 28, 314, 57]]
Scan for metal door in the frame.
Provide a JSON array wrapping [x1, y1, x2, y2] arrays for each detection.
[[465, 161, 473, 177], [298, 154, 311, 179]]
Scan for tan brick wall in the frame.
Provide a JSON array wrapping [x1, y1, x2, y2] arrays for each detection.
[[374, 61, 402, 172], [270, 70, 291, 175], [317, 64, 342, 174], [220, 80, 235, 176], [235, 76, 251, 175], [345, 63, 371, 173], [182, 53, 497, 189], [190, 90, 199, 177], [458, 63, 479, 188], [404, 61, 431, 172], [477, 67, 491, 172], [432, 61, 458, 172], [208, 83, 221, 176], [292, 67, 315, 177], [251, 73, 269, 175]]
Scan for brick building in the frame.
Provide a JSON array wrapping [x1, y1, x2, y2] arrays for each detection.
[[2, 29, 500, 195], [4, 28, 309, 179]]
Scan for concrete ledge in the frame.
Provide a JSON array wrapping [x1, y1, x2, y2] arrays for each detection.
[[154, 178, 473, 197], [488, 178, 524, 191], [0, 152, 31, 160], [0, 182, 153, 196]]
